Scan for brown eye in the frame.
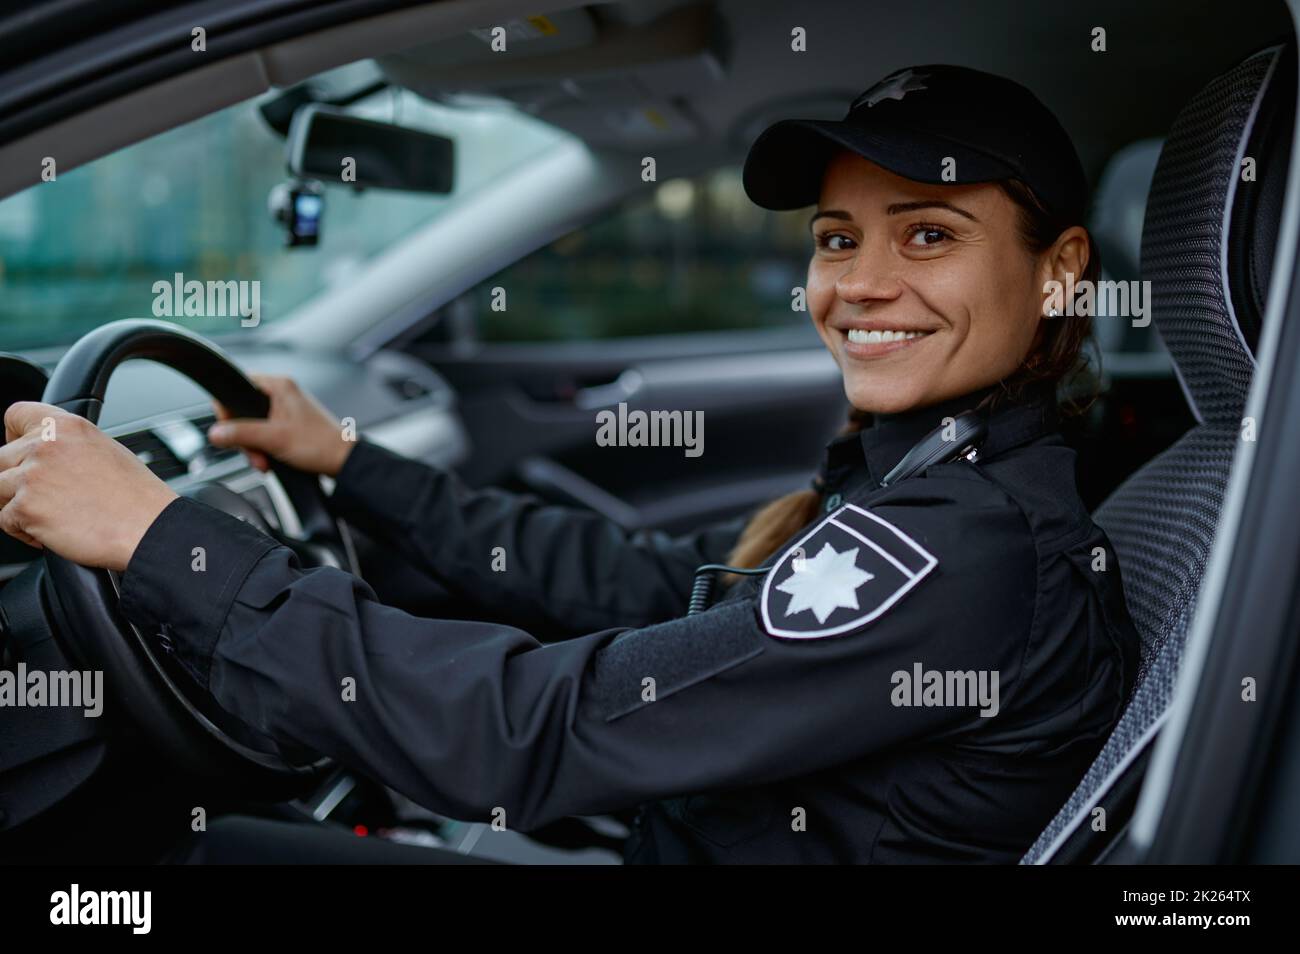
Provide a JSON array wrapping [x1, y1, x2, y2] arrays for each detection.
[[818, 233, 856, 251], [905, 226, 950, 247]]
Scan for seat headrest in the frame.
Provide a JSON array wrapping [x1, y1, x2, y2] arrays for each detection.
[[1141, 43, 1294, 425]]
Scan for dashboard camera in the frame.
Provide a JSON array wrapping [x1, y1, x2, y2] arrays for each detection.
[[267, 179, 324, 247]]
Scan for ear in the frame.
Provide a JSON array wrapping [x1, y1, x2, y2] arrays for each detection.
[[1036, 226, 1091, 315]]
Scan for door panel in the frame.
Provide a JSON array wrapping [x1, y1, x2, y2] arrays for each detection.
[[410, 329, 846, 534]]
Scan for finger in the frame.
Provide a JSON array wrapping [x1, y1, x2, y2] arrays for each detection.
[[0, 465, 21, 508], [207, 417, 279, 450], [0, 521, 41, 550], [0, 429, 41, 473], [0, 499, 40, 549], [4, 401, 59, 445], [240, 448, 270, 472]]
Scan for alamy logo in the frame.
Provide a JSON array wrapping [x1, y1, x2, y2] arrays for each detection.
[[891, 662, 1000, 718], [595, 402, 704, 458], [151, 271, 260, 326], [50, 884, 151, 934], [0, 665, 102, 717], [1043, 272, 1152, 327]]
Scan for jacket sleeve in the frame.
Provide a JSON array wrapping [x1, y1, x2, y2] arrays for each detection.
[[117, 484, 1052, 833], [327, 440, 747, 633]]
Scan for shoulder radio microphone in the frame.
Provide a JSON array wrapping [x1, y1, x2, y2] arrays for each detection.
[[686, 409, 989, 615]]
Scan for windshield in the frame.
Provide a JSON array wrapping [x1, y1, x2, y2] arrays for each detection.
[[0, 86, 568, 350]]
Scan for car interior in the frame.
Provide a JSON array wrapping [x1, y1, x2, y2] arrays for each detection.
[[0, 0, 1297, 864]]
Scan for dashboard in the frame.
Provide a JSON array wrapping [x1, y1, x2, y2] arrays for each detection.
[[0, 343, 468, 581]]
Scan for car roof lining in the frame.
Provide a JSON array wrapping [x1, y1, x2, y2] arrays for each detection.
[[369, 0, 1297, 172], [0, 0, 1294, 204]]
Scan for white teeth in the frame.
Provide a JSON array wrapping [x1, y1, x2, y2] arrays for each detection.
[[845, 329, 929, 344]]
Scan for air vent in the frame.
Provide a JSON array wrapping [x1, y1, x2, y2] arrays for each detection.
[[117, 430, 187, 480]]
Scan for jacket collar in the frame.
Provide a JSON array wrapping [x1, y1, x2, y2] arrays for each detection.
[[817, 381, 1060, 491]]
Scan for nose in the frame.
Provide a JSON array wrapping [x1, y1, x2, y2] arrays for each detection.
[[834, 238, 903, 306]]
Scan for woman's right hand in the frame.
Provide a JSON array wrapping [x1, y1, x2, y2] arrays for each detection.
[[208, 374, 356, 477]]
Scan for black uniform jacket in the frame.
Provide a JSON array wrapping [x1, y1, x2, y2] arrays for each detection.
[[118, 382, 1140, 863]]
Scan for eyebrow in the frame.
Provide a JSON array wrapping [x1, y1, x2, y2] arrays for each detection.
[[887, 200, 979, 221], [809, 200, 979, 231], [808, 209, 852, 231]]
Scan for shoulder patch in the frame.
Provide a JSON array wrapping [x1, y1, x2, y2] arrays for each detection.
[[759, 503, 938, 639]]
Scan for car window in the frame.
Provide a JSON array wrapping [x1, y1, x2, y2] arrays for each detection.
[[0, 88, 568, 350], [461, 168, 812, 342], [1088, 138, 1168, 362]]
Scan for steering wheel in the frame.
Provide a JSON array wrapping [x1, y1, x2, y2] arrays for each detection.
[[39, 320, 344, 797]]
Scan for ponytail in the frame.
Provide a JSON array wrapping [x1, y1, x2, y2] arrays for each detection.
[[724, 408, 868, 573]]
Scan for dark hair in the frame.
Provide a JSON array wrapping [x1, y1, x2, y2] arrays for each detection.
[[985, 178, 1100, 415], [724, 178, 1101, 573]]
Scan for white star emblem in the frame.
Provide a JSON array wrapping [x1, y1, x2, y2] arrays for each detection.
[[775, 543, 874, 624], [855, 69, 930, 109]]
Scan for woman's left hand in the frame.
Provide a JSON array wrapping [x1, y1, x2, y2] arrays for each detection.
[[0, 402, 178, 572]]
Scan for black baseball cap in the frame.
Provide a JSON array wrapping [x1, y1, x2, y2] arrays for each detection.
[[743, 64, 1088, 223]]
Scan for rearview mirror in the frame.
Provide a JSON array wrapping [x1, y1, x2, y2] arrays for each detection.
[[286, 104, 454, 193]]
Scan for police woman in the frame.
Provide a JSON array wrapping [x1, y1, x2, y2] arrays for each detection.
[[0, 65, 1139, 863]]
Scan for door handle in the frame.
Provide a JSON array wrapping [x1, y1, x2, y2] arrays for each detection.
[[573, 369, 644, 409]]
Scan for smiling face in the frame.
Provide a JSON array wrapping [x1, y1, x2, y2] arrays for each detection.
[[807, 152, 1057, 414]]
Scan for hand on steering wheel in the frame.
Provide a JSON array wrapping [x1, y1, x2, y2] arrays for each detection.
[[0, 402, 178, 570], [2, 319, 343, 795], [210, 373, 356, 478]]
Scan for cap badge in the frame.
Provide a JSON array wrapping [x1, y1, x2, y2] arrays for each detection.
[[853, 68, 930, 109]]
